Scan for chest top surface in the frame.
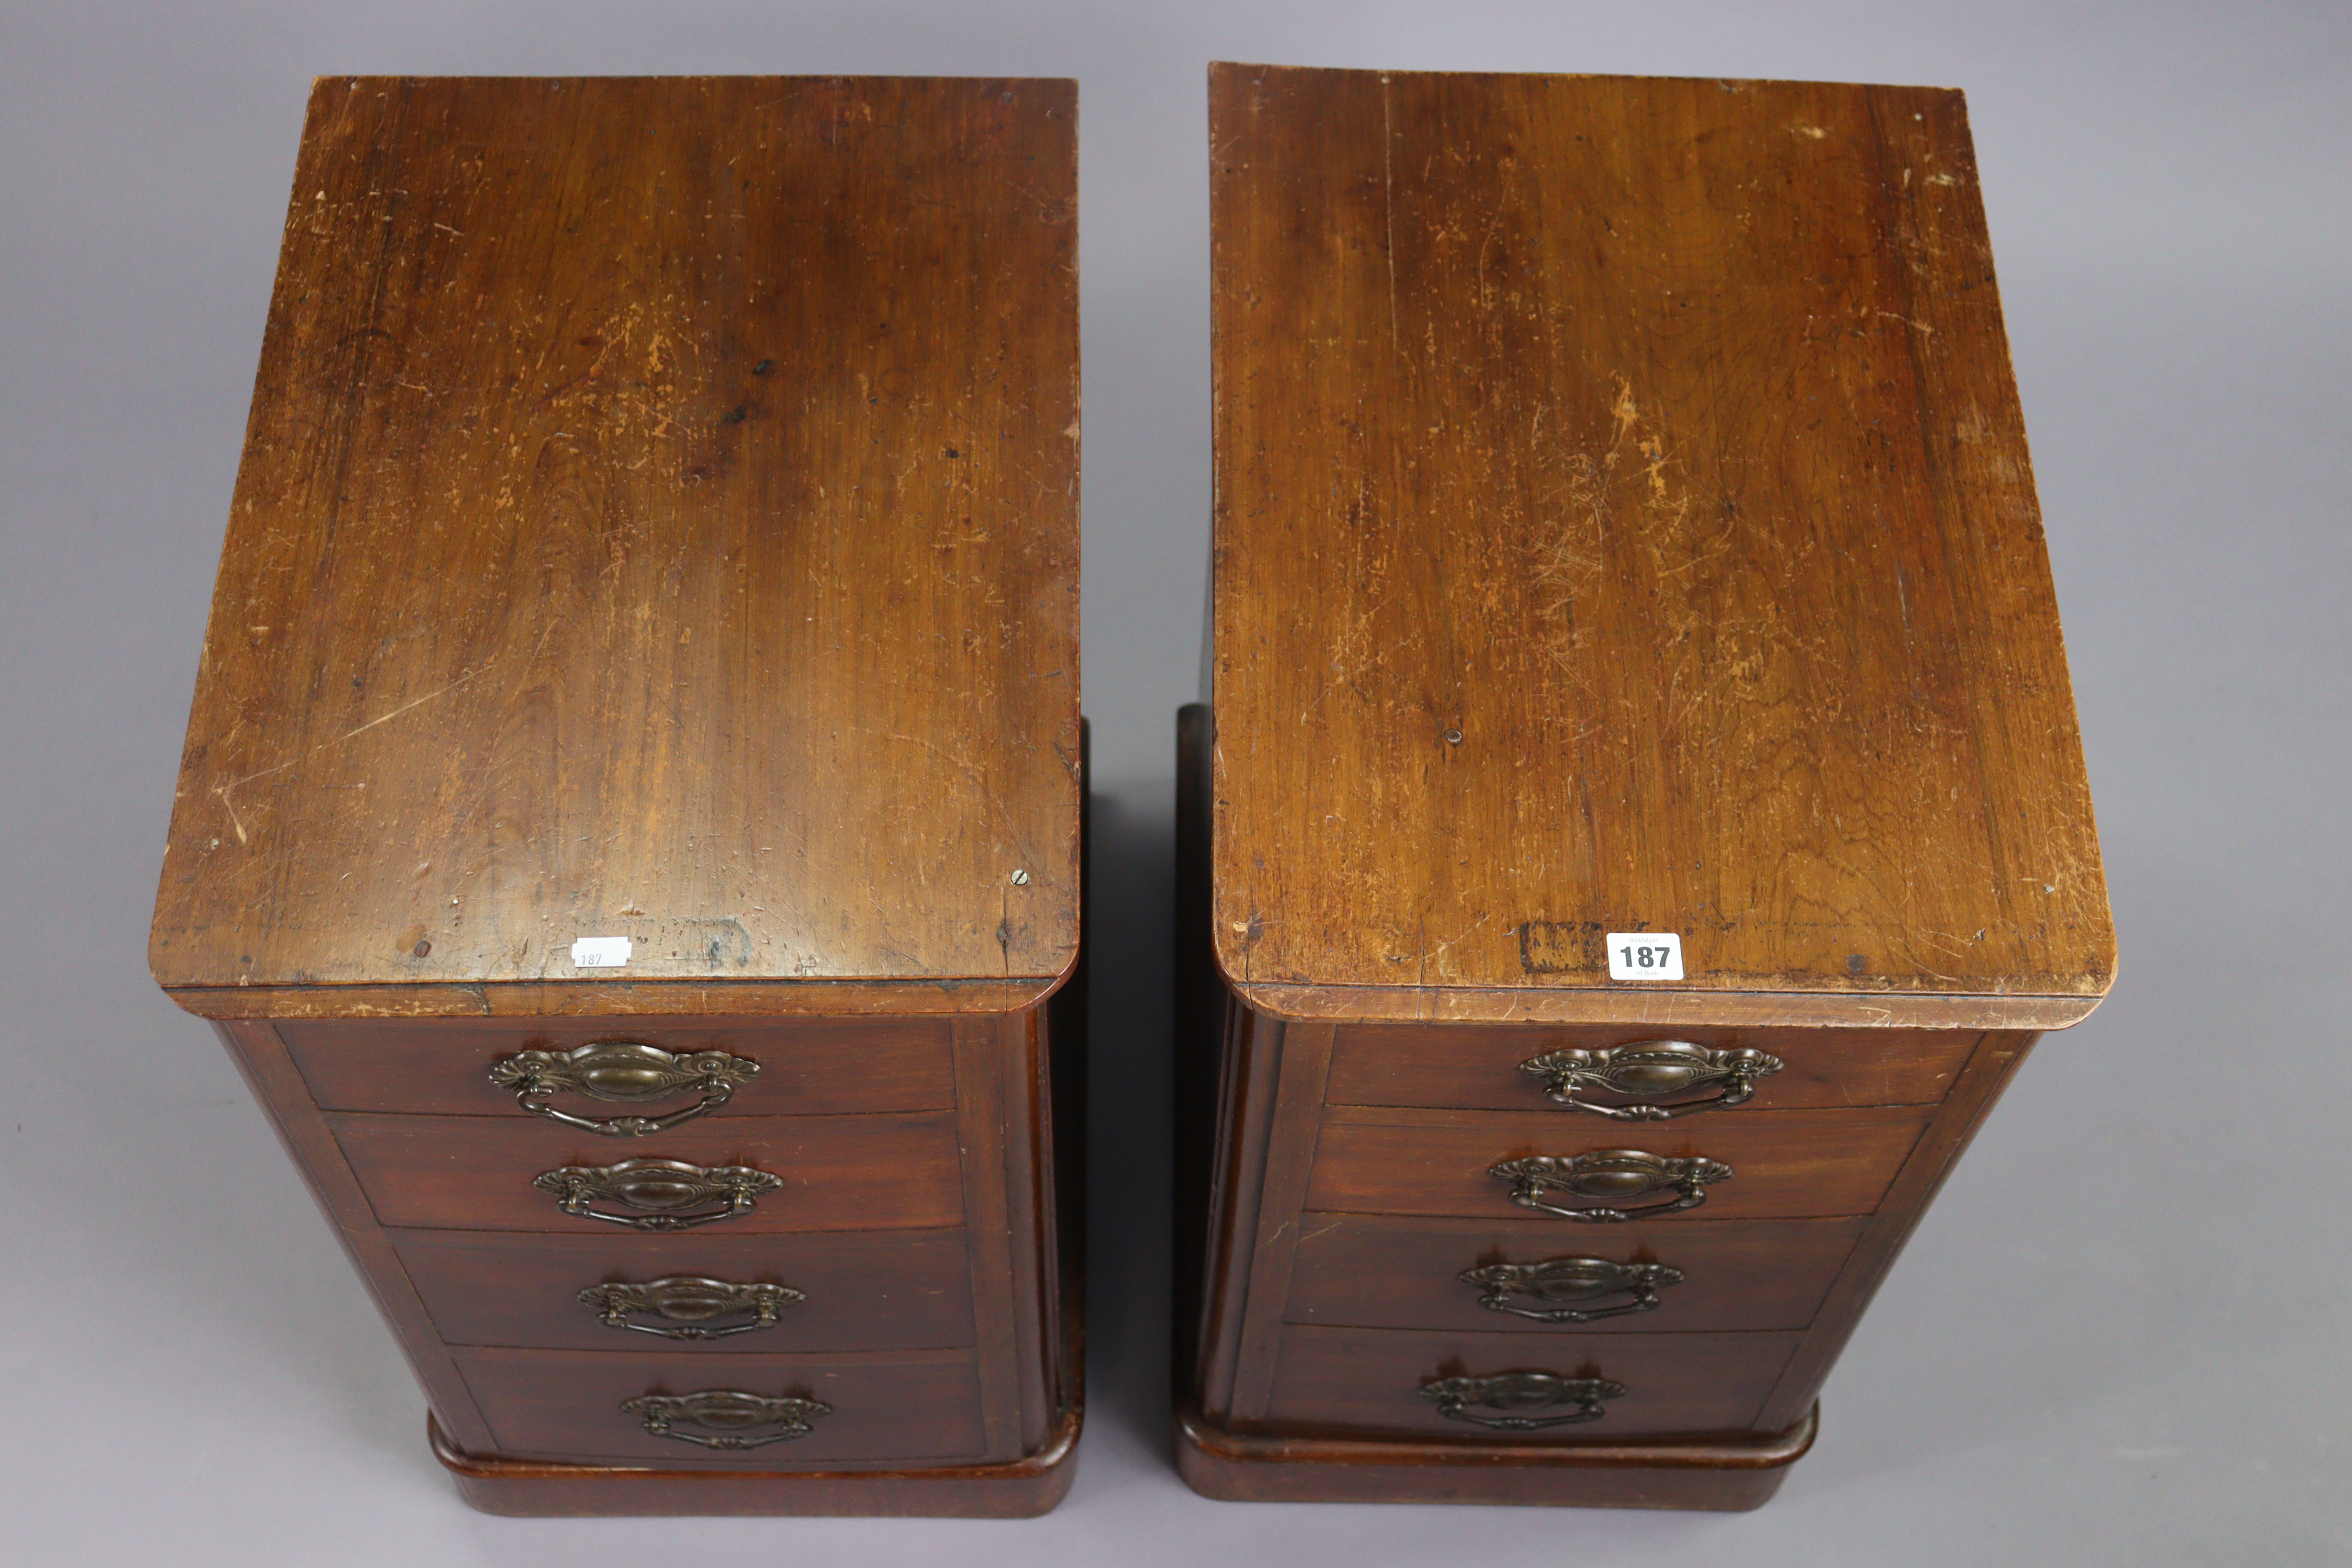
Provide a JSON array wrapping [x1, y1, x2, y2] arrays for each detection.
[[151, 76, 1080, 1018], [1208, 64, 2113, 1030]]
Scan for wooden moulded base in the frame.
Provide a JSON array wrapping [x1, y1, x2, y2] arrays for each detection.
[[431, 1402, 1082, 1518], [1173, 1399, 1817, 1511]]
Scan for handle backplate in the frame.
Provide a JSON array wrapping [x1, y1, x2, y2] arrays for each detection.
[[489, 1041, 760, 1136], [1458, 1255, 1686, 1323], [1518, 1041, 1782, 1121], [1488, 1148, 1732, 1222], [580, 1276, 805, 1340], [1420, 1371, 1627, 1430], [533, 1157, 783, 1231], [619, 1390, 830, 1450]]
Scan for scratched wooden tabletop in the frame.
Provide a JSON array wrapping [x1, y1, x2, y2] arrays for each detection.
[[149, 76, 1081, 1016], [1207, 64, 2113, 1029]]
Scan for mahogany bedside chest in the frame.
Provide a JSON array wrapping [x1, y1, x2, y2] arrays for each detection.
[[1175, 64, 2115, 1510], [148, 76, 1085, 1517]]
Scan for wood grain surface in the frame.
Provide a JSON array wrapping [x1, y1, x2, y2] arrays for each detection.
[[391, 1226, 976, 1353], [282, 1014, 954, 1117], [1749, 1028, 2040, 1431], [1283, 1214, 1866, 1334], [1207, 64, 2113, 1028], [1304, 1104, 1935, 1223], [1177, 1396, 1811, 1510], [211, 1021, 498, 1451], [331, 1109, 966, 1232], [151, 76, 1081, 1014], [433, 1402, 1083, 1516], [1324, 1021, 1980, 1113], [453, 1345, 986, 1466], [1263, 1325, 1804, 1441]]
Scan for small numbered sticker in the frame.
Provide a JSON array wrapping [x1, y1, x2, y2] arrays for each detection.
[[1606, 932, 1684, 981], [571, 936, 633, 968]]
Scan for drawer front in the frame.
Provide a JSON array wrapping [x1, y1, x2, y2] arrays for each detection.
[[1285, 1216, 1866, 1334], [1306, 1105, 1933, 1223], [283, 1016, 955, 1119], [1265, 1325, 1802, 1441], [393, 1229, 976, 1353], [453, 1346, 986, 1468], [334, 1112, 965, 1233], [1327, 1023, 1979, 1115]]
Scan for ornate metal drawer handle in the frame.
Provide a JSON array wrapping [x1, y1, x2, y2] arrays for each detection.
[[533, 1157, 784, 1230], [1458, 1256, 1685, 1323], [1488, 1149, 1733, 1222], [489, 1042, 760, 1136], [620, 1390, 831, 1450], [579, 1276, 806, 1340], [1518, 1041, 1781, 1121], [1420, 1371, 1626, 1430]]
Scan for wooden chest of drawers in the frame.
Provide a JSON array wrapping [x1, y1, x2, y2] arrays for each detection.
[[1175, 64, 2115, 1510], [148, 76, 1084, 1517]]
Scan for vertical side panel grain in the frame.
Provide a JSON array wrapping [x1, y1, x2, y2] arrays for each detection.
[[1174, 704, 1219, 1393], [1037, 720, 1089, 1426], [1191, 995, 1273, 1420], [1226, 1020, 1338, 1425], [213, 1021, 496, 1451], [1000, 1009, 1054, 1452], [1751, 1030, 2037, 1432], [953, 1017, 1026, 1460]]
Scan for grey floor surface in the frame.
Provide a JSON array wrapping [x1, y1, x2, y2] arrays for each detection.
[[2, 2, 2347, 1563]]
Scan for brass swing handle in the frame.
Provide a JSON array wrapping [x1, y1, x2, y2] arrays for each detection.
[[580, 1276, 806, 1340], [1420, 1372, 1627, 1430], [533, 1158, 784, 1231], [620, 1390, 831, 1450], [1488, 1149, 1733, 1222], [488, 1043, 760, 1137], [1518, 1041, 1782, 1121], [1458, 1256, 1685, 1324]]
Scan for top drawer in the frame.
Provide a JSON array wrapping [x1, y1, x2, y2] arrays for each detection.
[[1326, 1024, 1981, 1118], [280, 1017, 956, 1122]]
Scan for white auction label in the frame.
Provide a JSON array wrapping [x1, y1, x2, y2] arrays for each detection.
[[571, 936, 633, 968], [1605, 932, 1684, 981]]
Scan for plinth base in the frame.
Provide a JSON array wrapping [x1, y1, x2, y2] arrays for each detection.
[[1174, 1399, 1815, 1511], [431, 1400, 1082, 1517]]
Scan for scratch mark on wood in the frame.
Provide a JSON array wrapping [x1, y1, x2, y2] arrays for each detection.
[[212, 661, 498, 843]]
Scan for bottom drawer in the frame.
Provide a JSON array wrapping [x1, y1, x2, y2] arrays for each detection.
[[1264, 1326, 1802, 1442], [453, 1347, 988, 1469]]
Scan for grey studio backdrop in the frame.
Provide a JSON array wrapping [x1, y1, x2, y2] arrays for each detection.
[[2, 2, 2345, 1563]]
